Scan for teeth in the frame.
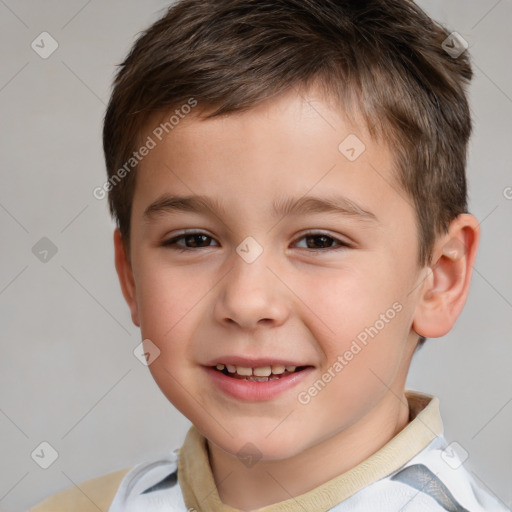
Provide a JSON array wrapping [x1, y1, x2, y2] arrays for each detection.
[[216, 363, 301, 376], [253, 366, 272, 377], [236, 366, 252, 376], [248, 376, 271, 382]]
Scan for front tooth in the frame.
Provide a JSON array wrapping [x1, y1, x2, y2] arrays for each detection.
[[236, 366, 252, 376], [226, 364, 236, 373], [271, 364, 285, 375], [253, 366, 272, 377], [286, 366, 296, 372], [216, 364, 225, 370]]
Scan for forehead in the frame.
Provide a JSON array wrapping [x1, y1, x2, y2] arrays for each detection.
[[132, 87, 412, 229]]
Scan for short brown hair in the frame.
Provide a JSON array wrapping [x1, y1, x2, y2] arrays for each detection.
[[103, 0, 472, 267]]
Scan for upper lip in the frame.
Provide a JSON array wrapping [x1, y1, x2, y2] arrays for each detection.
[[204, 356, 311, 367]]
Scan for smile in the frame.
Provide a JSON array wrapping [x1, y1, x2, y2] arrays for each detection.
[[205, 360, 314, 401], [213, 363, 307, 382]]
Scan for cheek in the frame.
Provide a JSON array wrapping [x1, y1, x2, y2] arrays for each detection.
[[296, 262, 400, 341], [134, 261, 205, 350], [134, 264, 207, 412], [294, 261, 410, 387]]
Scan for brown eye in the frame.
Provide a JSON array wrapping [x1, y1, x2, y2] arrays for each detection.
[[305, 234, 335, 249], [162, 232, 218, 250], [294, 232, 349, 251], [182, 234, 212, 248]]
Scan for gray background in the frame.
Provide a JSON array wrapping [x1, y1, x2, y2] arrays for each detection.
[[0, 1, 511, 510]]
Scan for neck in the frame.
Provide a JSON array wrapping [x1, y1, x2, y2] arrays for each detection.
[[207, 389, 410, 511]]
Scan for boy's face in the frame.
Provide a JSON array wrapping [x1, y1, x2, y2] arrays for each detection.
[[119, 87, 426, 461]]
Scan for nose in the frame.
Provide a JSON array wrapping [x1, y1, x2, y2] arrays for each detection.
[[213, 251, 290, 331]]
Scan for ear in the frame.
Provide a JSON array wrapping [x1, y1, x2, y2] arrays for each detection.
[[412, 214, 480, 338], [113, 228, 140, 327]]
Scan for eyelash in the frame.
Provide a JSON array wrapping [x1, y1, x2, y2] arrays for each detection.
[[161, 231, 350, 253]]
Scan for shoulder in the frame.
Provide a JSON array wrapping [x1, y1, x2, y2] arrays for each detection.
[[29, 449, 185, 512], [331, 436, 508, 512], [375, 436, 507, 512], [108, 449, 186, 511], [28, 449, 182, 512], [28, 466, 133, 512]]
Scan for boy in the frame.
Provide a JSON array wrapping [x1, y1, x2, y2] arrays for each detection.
[[30, 0, 508, 510]]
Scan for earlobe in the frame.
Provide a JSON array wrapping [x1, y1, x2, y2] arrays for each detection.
[[412, 214, 480, 338], [113, 228, 140, 327]]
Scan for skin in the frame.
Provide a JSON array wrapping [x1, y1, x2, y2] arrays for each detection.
[[114, 85, 479, 510]]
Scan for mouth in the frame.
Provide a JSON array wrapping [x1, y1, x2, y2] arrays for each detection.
[[211, 363, 311, 382], [205, 359, 314, 401]]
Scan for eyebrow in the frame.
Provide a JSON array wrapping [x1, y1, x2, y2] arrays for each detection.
[[143, 194, 378, 223]]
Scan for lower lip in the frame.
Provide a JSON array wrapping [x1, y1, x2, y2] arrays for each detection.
[[205, 366, 314, 401]]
